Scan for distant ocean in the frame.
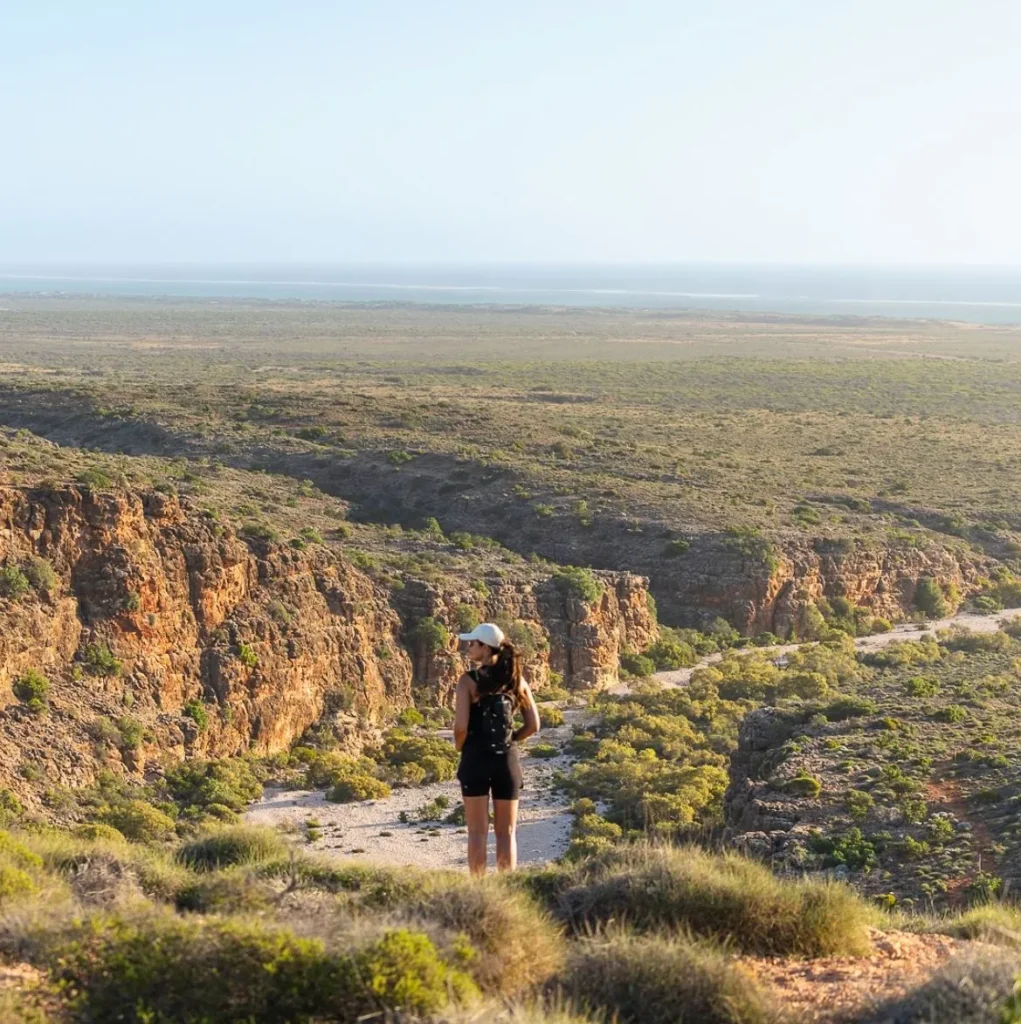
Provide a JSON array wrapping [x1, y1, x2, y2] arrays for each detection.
[[2, 263, 1021, 325]]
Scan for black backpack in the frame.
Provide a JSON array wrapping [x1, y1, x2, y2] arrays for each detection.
[[475, 688, 515, 755]]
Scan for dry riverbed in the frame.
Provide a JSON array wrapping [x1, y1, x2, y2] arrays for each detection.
[[245, 711, 581, 871]]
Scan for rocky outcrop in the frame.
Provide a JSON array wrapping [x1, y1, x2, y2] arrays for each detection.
[[675, 537, 983, 639]]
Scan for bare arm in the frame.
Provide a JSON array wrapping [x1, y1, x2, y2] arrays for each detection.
[[453, 674, 472, 752], [512, 681, 540, 743]]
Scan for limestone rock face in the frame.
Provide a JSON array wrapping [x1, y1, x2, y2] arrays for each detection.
[[0, 486, 412, 797], [675, 536, 979, 638]]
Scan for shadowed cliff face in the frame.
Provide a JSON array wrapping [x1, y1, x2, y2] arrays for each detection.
[[0, 485, 654, 801]]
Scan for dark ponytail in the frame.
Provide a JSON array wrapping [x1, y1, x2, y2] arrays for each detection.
[[478, 642, 525, 707]]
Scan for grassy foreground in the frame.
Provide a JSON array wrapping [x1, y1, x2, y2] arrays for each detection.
[[0, 825, 1016, 1022], [0, 826, 880, 1023]]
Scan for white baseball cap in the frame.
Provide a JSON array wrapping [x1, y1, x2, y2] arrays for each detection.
[[457, 623, 506, 648]]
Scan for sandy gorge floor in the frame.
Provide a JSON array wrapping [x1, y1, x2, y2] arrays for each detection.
[[245, 713, 580, 871]]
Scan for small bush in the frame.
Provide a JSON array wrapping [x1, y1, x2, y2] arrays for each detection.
[[0, 566, 30, 601], [644, 635, 697, 670], [100, 801, 178, 842], [411, 616, 451, 654], [81, 643, 121, 677], [76, 467, 113, 489], [915, 578, 950, 618], [663, 538, 691, 557], [529, 744, 560, 759], [620, 651, 655, 678], [784, 772, 822, 798], [164, 758, 263, 814], [0, 863, 38, 903], [550, 845, 871, 956], [73, 823, 126, 843], [552, 567, 604, 604], [21, 557, 58, 595], [236, 642, 258, 668], [176, 825, 288, 872], [12, 669, 49, 712], [540, 706, 565, 728], [396, 707, 425, 728], [560, 932, 777, 1024], [183, 700, 210, 731]]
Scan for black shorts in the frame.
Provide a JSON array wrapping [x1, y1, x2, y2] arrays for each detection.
[[457, 744, 523, 801]]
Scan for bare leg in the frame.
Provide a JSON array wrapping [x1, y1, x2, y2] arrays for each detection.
[[493, 799, 519, 872], [464, 796, 490, 876]]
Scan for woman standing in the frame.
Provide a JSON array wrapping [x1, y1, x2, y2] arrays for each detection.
[[454, 622, 541, 875]]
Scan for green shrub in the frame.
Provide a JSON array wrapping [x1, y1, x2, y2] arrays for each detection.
[[808, 828, 877, 873], [0, 566, 30, 601], [239, 521, 280, 543], [327, 774, 392, 803], [905, 675, 940, 697], [20, 558, 57, 595], [455, 604, 481, 632], [915, 578, 950, 618], [175, 871, 275, 914], [100, 801, 178, 842], [560, 932, 777, 1024], [396, 707, 425, 728], [784, 772, 822, 798], [0, 863, 38, 903], [552, 567, 604, 604], [663, 538, 691, 557], [540, 706, 565, 728], [183, 700, 210, 731], [411, 616, 451, 654], [163, 758, 263, 814], [823, 696, 878, 721], [377, 729, 459, 784], [845, 790, 874, 821], [644, 635, 697, 671], [236, 642, 258, 668], [620, 651, 655, 678], [12, 669, 49, 712], [115, 716, 145, 750], [76, 467, 113, 489], [551, 845, 871, 956], [81, 643, 121, 677], [406, 876, 564, 997], [48, 915, 478, 1022], [73, 823, 126, 843], [176, 825, 288, 872], [528, 744, 560, 759]]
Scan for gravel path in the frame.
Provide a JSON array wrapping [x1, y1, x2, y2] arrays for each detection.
[[245, 711, 581, 871]]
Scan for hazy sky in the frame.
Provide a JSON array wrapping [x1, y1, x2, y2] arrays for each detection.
[[4, 1, 1021, 264]]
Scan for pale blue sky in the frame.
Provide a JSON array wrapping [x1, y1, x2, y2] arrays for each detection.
[[3, 1, 1020, 263]]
